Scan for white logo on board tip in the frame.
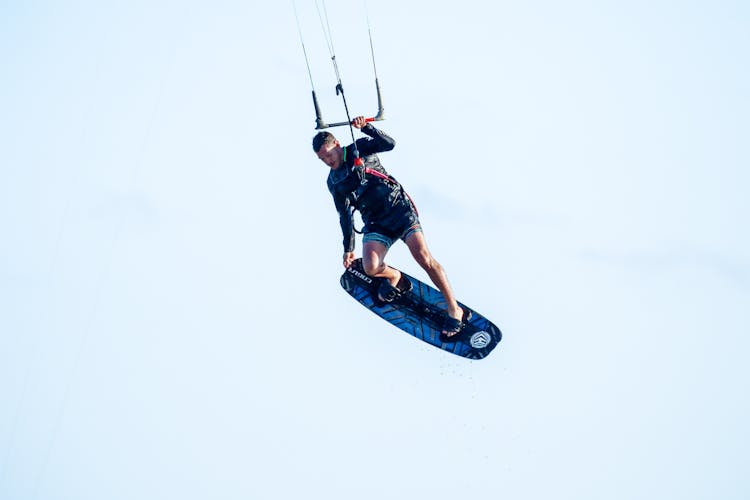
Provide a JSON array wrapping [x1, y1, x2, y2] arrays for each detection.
[[348, 266, 373, 284], [469, 331, 492, 349]]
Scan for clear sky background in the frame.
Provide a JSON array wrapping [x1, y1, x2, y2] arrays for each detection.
[[1, 1, 748, 499]]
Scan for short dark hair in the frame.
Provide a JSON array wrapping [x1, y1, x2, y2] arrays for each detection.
[[312, 131, 336, 152]]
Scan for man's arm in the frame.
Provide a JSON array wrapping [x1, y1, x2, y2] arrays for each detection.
[[328, 182, 356, 258], [352, 117, 395, 156]]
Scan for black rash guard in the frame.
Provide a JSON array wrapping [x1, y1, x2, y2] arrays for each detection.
[[326, 124, 414, 253]]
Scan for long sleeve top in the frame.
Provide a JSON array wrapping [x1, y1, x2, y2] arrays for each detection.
[[326, 124, 404, 253]]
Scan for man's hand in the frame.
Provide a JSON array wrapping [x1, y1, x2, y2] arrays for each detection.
[[351, 116, 368, 129], [343, 251, 356, 268]]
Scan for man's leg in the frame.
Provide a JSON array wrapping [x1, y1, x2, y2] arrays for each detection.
[[404, 231, 463, 332], [361, 239, 401, 285]]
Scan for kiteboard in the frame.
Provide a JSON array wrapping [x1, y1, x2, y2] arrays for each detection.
[[340, 258, 501, 359]]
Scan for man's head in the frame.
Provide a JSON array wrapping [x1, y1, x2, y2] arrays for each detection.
[[313, 131, 343, 169]]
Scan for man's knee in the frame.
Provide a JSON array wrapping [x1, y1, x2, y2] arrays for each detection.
[[363, 258, 385, 276]]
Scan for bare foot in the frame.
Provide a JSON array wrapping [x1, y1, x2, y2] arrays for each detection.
[[377, 270, 407, 303], [387, 270, 401, 288], [442, 305, 465, 337]]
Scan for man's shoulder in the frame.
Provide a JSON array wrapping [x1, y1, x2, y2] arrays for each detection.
[[332, 161, 354, 175], [327, 166, 347, 188]]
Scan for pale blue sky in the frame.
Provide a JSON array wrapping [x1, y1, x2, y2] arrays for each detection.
[[1, 1, 749, 499]]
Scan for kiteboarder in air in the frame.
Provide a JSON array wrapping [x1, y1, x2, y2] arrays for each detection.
[[313, 116, 468, 337]]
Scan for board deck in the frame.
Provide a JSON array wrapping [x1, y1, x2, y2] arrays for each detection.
[[340, 259, 501, 359]]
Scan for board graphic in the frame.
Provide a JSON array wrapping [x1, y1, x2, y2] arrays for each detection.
[[340, 259, 501, 359]]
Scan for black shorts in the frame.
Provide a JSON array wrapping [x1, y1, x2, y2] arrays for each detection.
[[362, 202, 422, 249]]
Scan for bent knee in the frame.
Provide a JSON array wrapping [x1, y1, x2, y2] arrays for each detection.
[[363, 259, 386, 276]]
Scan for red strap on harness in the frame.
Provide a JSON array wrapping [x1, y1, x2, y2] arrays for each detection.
[[363, 167, 392, 182]]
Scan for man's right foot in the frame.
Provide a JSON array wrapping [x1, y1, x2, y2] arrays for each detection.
[[377, 280, 400, 302], [377, 271, 411, 302]]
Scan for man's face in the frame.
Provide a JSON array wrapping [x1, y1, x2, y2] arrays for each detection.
[[316, 140, 343, 169]]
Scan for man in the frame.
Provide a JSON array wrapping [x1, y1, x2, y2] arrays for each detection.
[[313, 116, 467, 337]]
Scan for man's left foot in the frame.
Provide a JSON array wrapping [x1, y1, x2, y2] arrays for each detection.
[[441, 307, 470, 338]]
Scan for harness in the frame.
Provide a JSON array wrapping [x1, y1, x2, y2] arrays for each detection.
[[340, 145, 421, 235], [362, 166, 419, 217]]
